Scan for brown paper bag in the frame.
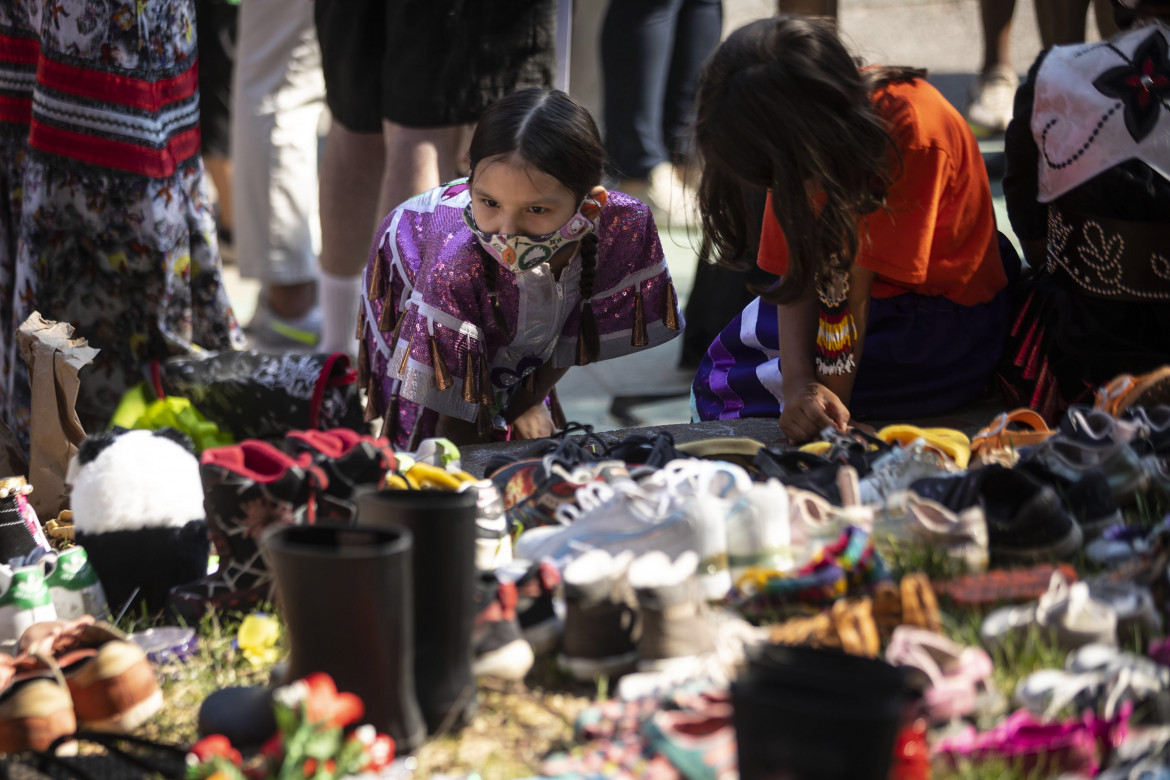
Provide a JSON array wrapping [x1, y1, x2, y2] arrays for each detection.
[[15, 312, 100, 520]]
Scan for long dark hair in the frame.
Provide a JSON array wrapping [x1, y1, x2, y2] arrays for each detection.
[[468, 88, 606, 361], [694, 16, 924, 303]]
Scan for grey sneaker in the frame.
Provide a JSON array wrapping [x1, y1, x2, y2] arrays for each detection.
[[965, 65, 1019, 137], [558, 550, 639, 681], [858, 439, 956, 506], [628, 550, 716, 672], [246, 295, 321, 351]]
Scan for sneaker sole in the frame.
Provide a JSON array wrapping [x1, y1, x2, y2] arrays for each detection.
[[991, 520, 1084, 563], [473, 638, 535, 681], [558, 650, 640, 682]]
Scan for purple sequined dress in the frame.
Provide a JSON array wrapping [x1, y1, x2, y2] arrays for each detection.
[[358, 180, 684, 448]]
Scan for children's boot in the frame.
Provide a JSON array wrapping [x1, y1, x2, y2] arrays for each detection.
[[168, 440, 324, 622]]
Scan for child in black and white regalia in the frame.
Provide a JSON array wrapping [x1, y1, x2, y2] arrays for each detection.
[[1001, 0, 1170, 419]]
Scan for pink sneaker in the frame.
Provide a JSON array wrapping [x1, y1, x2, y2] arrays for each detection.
[[933, 705, 1131, 775]]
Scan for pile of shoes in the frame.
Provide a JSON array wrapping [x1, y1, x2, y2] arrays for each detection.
[[3, 364, 1169, 780]]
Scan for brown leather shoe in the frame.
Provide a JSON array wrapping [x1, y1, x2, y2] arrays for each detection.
[[0, 653, 77, 754], [24, 620, 161, 732]]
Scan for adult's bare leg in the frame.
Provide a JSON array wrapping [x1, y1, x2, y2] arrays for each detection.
[[318, 120, 385, 354]]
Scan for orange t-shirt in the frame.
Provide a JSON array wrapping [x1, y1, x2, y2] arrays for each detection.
[[757, 78, 1006, 307]]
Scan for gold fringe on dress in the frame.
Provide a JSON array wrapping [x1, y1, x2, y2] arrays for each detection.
[[364, 375, 380, 423], [430, 336, 452, 391], [379, 300, 398, 332], [367, 260, 386, 301], [632, 287, 649, 347], [664, 284, 680, 331], [398, 333, 413, 375], [462, 351, 477, 403]]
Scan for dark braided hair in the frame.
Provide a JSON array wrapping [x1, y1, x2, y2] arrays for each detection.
[[694, 16, 924, 304], [468, 89, 607, 359]]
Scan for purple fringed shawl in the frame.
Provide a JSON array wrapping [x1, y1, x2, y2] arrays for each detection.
[[358, 180, 684, 448]]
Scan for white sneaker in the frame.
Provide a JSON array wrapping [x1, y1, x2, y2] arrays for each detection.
[[727, 479, 799, 578], [461, 479, 512, 571], [859, 439, 957, 506], [513, 478, 700, 569], [641, 460, 754, 600], [0, 562, 57, 643], [965, 65, 1019, 137]]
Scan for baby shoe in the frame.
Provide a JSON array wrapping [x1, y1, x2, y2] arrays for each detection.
[[981, 572, 1118, 655], [558, 549, 639, 681], [886, 626, 998, 723], [874, 490, 989, 573], [628, 550, 715, 672]]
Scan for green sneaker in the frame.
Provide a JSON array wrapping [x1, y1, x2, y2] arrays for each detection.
[[0, 562, 56, 642], [43, 547, 108, 620]]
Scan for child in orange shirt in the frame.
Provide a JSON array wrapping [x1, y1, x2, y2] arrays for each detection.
[[690, 16, 1018, 442]]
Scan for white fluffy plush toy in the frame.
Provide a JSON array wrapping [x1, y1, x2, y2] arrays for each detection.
[[68, 428, 209, 617]]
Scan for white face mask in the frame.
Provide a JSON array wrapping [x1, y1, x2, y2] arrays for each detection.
[[462, 196, 603, 272]]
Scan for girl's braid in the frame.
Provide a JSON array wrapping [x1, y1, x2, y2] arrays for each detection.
[[575, 232, 601, 365]]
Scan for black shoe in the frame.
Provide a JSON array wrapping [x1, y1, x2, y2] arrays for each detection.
[[1015, 459, 1121, 537], [910, 465, 1083, 562], [754, 448, 844, 503]]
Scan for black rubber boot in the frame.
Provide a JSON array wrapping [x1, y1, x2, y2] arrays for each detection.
[[356, 490, 478, 735], [263, 523, 426, 753], [195, 523, 426, 754], [732, 643, 911, 780]]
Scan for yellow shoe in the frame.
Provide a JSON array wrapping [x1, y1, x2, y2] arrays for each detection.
[[877, 425, 972, 470]]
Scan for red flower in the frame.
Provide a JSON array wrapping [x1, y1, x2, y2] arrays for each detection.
[[302, 673, 365, 728], [364, 734, 396, 771], [188, 734, 242, 766]]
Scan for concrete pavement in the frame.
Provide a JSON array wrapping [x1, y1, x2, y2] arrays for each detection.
[[222, 0, 1104, 435]]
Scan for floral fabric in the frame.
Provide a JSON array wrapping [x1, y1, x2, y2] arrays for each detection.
[[0, 0, 243, 449]]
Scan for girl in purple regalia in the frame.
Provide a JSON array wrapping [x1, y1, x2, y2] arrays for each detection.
[[358, 89, 684, 448]]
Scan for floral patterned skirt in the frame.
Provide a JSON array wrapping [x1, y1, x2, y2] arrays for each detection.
[[0, 0, 244, 449]]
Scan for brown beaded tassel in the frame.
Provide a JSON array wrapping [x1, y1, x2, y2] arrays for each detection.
[[462, 351, 477, 404], [664, 284, 680, 331], [389, 310, 405, 345], [524, 370, 536, 394], [364, 377, 380, 422], [356, 306, 366, 340], [631, 287, 649, 347], [430, 335, 452, 391], [575, 301, 600, 366], [379, 300, 398, 332], [367, 259, 386, 301], [398, 333, 413, 375]]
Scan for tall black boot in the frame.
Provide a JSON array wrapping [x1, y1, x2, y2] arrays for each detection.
[[732, 643, 911, 780], [262, 524, 426, 753], [356, 490, 477, 734]]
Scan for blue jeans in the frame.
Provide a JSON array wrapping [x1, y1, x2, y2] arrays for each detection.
[[601, 0, 723, 180]]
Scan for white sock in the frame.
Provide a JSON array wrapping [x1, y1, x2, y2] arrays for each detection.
[[318, 270, 363, 355]]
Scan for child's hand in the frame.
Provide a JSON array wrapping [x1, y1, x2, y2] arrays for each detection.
[[780, 381, 849, 443], [511, 403, 556, 440]]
